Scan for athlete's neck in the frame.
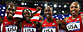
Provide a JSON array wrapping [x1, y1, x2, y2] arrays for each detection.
[[72, 14, 78, 18], [72, 14, 78, 19], [7, 16, 13, 22], [47, 18, 53, 23]]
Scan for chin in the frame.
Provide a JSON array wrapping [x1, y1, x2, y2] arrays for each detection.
[[72, 14, 76, 16]]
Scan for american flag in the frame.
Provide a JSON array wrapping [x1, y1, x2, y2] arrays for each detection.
[[0, 5, 41, 21], [43, 14, 71, 20], [5, 6, 41, 21], [0, 5, 72, 22], [0, 5, 71, 21], [0, 5, 6, 17], [42, 14, 71, 24], [53, 14, 71, 20]]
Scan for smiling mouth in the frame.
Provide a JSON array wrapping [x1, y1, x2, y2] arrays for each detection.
[[72, 11, 76, 13], [9, 13, 14, 16], [46, 14, 50, 17]]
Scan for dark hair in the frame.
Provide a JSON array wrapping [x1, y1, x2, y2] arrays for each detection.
[[22, 9, 32, 16], [22, 9, 32, 20], [70, 1, 80, 7], [6, 1, 17, 10]]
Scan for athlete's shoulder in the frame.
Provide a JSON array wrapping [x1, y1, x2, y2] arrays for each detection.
[[80, 12, 83, 19], [80, 15, 83, 19]]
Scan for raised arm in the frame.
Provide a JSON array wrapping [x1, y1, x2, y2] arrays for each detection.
[[31, 6, 42, 18]]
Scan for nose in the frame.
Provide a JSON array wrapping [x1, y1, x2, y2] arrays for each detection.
[[46, 11, 49, 13], [26, 14, 29, 16], [72, 7, 76, 10], [9, 11, 13, 13]]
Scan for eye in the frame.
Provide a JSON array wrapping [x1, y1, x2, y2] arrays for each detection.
[[12, 9, 15, 11], [8, 8, 11, 10], [8, 8, 15, 11], [48, 10, 51, 12], [70, 6, 73, 9], [24, 13, 30, 15], [75, 6, 78, 8]]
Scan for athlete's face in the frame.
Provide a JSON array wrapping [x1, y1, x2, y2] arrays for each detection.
[[44, 8, 52, 19], [23, 9, 31, 21], [6, 4, 16, 17], [70, 2, 80, 15]]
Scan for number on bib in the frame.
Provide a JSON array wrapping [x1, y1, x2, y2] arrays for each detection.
[[42, 27, 56, 32], [5, 25, 18, 32], [23, 27, 36, 32], [66, 21, 80, 31]]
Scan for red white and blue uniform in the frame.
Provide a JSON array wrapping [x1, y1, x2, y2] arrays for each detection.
[[66, 15, 83, 32], [42, 18, 58, 32], [21, 21, 36, 32], [1, 17, 17, 32]]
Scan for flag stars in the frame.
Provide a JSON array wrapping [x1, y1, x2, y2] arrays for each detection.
[[3, 7, 5, 9], [1, 14, 4, 16], [62, 16, 65, 18], [52, 16, 54, 18], [0, 6, 6, 17], [56, 17, 58, 19], [60, 18, 62, 20], [55, 15, 57, 16], [2, 10, 4, 12]]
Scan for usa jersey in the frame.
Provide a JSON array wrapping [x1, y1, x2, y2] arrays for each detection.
[[42, 18, 58, 32], [1, 17, 17, 32], [66, 15, 83, 32], [21, 21, 36, 32]]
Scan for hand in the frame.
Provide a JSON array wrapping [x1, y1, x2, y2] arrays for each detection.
[[36, 6, 42, 11]]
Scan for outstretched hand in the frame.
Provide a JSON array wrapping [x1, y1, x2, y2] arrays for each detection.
[[36, 6, 42, 11]]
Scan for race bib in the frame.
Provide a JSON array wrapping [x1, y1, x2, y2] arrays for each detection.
[[42, 27, 56, 32], [23, 27, 36, 32], [66, 21, 80, 31], [5, 25, 18, 32]]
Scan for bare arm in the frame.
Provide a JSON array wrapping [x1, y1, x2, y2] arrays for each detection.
[[56, 17, 69, 31], [31, 7, 42, 18]]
